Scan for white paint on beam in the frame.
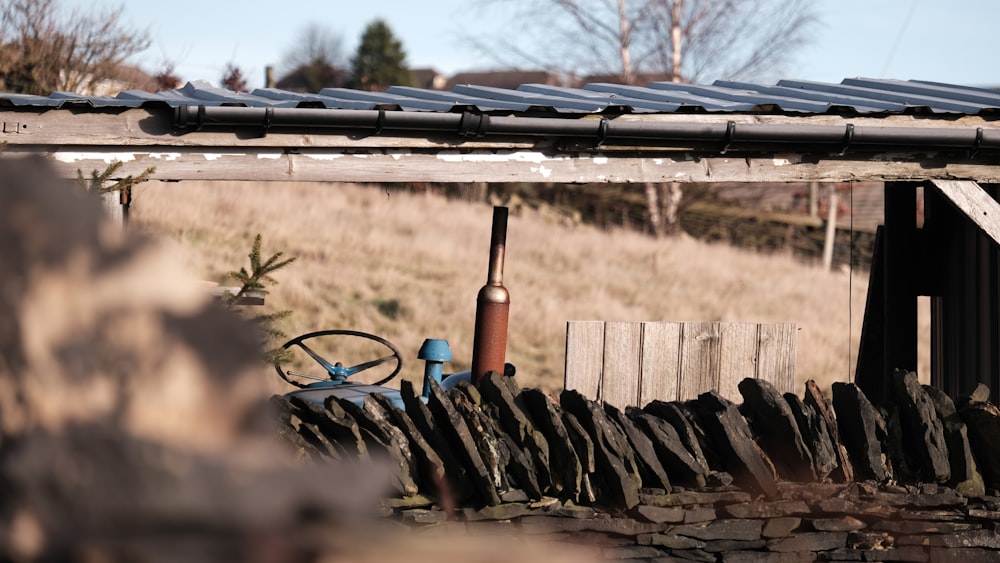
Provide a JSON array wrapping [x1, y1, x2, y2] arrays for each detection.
[[53, 152, 137, 164], [256, 153, 282, 160], [436, 151, 563, 164]]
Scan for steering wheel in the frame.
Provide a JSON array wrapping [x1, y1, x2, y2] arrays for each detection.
[[274, 329, 403, 389]]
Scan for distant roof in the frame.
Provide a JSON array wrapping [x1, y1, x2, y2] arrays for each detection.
[[4, 77, 998, 116]]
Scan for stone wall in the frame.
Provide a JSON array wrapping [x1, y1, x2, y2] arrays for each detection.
[[274, 370, 1000, 562]]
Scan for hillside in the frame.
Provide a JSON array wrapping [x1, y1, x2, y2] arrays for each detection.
[[130, 180, 927, 395]]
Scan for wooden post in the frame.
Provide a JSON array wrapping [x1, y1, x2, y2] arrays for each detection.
[[822, 185, 838, 271], [101, 190, 126, 229], [809, 181, 819, 219], [880, 182, 919, 403]]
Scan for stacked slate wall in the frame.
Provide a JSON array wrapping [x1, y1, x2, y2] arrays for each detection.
[[274, 370, 1000, 562]]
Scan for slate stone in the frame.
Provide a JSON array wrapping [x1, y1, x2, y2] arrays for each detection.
[[605, 403, 672, 492], [461, 502, 534, 521], [401, 508, 449, 524], [873, 519, 978, 535], [831, 382, 889, 482], [369, 392, 446, 499], [722, 500, 809, 519], [637, 533, 706, 549], [774, 482, 847, 503], [959, 401, 1000, 488], [643, 400, 713, 474], [861, 547, 930, 562], [928, 547, 1000, 563], [812, 516, 866, 532], [905, 529, 1000, 549], [767, 532, 848, 552], [706, 471, 733, 487], [882, 403, 911, 483], [425, 378, 500, 506], [333, 396, 419, 496], [479, 372, 553, 492], [702, 539, 767, 553], [634, 505, 685, 524], [683, 507, 717, 523], [288, 395, 367, 458], [722, 552, 820, 563], [448, 386, 510, 495], [738, 378, 816, 481], [627, 407, 707, 488], [520, 388, 583, 500], [688, 391, 779, 498], [560, 389, 641, 509], [762, 517, 801, 538], [804, 379, 854, 482], [924, 385, 987, 497], [958, 384, 993, 410], [785, 392, 838, 480], [400, 380, 473, 503], [493, 422, 544, 500], [639, 490, 752, 507], [816, 497, 898, 518], [892, 370, 951, 483], [667, 548, 715, 562], [362, 394, 423, 490], [516, 515, 664, 536], [602, 545, 667, 559], [671, 519, 764, 541], [550, 502, 596, 519]]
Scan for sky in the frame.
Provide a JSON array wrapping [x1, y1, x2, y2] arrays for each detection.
[[62, 0, 1000, 90]]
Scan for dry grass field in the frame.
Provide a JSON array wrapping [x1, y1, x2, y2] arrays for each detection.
[[130, 180, 930, 397]]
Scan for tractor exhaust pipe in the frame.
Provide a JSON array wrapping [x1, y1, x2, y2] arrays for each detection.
[[471, 206, 510, 386]]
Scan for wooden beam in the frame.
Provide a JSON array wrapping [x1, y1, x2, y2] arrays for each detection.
[[9, 147, 1000, 184], [929, 180, 1000, 246]]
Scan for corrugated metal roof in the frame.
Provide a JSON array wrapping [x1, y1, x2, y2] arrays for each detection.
[[2, 78, 998, 116]]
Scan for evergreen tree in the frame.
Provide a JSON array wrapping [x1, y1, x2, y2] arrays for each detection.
[[349, 20, 412, 91]]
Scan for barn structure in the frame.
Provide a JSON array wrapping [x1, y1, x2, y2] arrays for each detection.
[[1, 77, 999, 404]]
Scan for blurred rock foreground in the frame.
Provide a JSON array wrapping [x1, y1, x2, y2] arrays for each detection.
[[0, 159, 586, 562]]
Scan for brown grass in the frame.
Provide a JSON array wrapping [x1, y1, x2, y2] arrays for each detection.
[[130, 180, 930, 396]]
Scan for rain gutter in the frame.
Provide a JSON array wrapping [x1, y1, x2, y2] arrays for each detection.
[[174, 105, 1000, 153]]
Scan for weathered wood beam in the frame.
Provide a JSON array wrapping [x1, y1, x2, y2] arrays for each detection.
[[7, 147, 1000, 184], [929, 180, 1000, 246]]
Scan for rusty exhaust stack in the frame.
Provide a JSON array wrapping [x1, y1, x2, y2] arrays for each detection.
[[471, 206, 510, 386]]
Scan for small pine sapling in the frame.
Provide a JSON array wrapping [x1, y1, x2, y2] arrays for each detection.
[[224, 234, 297, 364]]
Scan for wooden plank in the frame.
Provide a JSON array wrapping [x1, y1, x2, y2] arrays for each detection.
[[4, 148, 1000, 184], [717, 323, 760, 403], [678, 322, 720, 401], [757, 323, 797, 394], [930, 180, 1000, 247], [638, 322, 682, 405], [564, 321, 605, 400], [601, 321, 643, 409]]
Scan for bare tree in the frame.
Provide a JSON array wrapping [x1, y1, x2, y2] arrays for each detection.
[[276, 24, 349, 92], [221, 62, 249, 92], [476, 0, 814, 83], [474, 0, 814, 236], [0, 0, 150, 95]]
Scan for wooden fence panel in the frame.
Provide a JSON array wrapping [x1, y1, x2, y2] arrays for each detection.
[[564, 320, 796, 407], [564, 321, 605, 400], [639, 322, 682, 405], [678, 322, 720, 401], [718, 323, 760, 402], [757, 323, 797, 394], [601, 322, 643, 408]]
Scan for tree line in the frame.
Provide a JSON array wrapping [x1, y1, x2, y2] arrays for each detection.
[[0, 0, 413, 95]]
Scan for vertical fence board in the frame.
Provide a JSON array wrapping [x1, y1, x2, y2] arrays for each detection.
[[718, 323, 760, 402], [564, 321, 606, 400], [601, 322, 643, 409], [565, 320, 796, 406], [678, 322, 720, 401], [757, 323, 797, 393], [639, 322, 682, 405]]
